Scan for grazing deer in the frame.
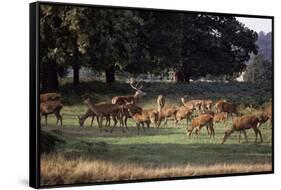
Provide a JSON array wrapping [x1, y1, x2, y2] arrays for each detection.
[[258, 103, 272, 128], [112, 79, 146, 105], [40, 100, 63, 126], [77, 102, 110, 127], [40, 92, 61, 102], [175, 106, 193, 125], [222, 115, 263, 144], [186, 114, 214, 138], [84, 98, 122, 132], [127, 105, 158, 134]]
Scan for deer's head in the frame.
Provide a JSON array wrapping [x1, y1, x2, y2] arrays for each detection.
[[129, 79, 146, 97]]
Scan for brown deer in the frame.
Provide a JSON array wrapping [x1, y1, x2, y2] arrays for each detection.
[[40, 100, 63, 126], [186, 114, 214, 138], [84, 98, 122, 132], [258, 103, 272, 128], [40, 92, 61, 102], [175, 106, 193, 125], [201, 99, 213, 112], [119, 103, 143, 129], [213, 112, 228, 128], [216, 101, 239, 119], [127, 105, 158, 134], [158, 105, 178, 127], [214, 99, 227, 113], [181, 96, 204, 112], [112, 79, 146, 105], [222, 115, 263, 144], [77, 102, 110, 127]]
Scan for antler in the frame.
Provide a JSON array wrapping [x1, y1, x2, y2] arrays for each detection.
[[129, 78, 143, 90]]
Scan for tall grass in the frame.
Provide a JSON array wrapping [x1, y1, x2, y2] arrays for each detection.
[[41, 153, 272, 186]]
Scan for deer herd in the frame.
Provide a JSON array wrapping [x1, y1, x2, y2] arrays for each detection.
[[40, 80, 272, 144]]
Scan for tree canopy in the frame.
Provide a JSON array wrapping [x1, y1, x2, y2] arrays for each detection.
[[39, 4, 259, 90]]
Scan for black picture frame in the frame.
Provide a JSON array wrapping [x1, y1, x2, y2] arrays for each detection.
[[30, 1, 274, 189]]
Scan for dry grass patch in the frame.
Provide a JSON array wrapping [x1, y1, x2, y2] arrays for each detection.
[[41, 153, 271, 186]]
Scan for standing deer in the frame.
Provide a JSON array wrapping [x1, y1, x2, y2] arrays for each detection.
[[84, 98, 122, 132], [112, 79, 146, 105], [156, 95, 165, 127], [216, 101, 239, 119], [126, 105, 158, 134], [258, 103, 272, 128], [175, 106, 193, 126], [40, 100, 63, 126]]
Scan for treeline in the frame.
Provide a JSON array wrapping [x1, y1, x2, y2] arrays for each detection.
[[243, 32, 272, 83], [40, 4, 258, 91]]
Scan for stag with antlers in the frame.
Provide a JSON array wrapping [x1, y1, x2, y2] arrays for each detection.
[[112, 79, 146, 105]]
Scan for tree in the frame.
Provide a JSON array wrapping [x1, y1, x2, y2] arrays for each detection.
[[244, 54, 272, 83], [256, 31, 272, 61]]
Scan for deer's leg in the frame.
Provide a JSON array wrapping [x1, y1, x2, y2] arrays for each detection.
[[59, 113, 62, 126], [255, 128, 263, 143], [210, 124, 215, 138], [238, 131, 242, 143], [242, 129, 248, 143], [110, 116, 118, 133], [45, 114, 47, 126], [188, 127, 194, 138], [141, 122, 146, 133], [90, 115, 95, 127], [164, 117, 168, 126], [96, 117, 102, 132], [124, 117, 129, 131]]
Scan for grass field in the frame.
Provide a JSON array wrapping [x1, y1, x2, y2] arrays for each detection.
[[40, 80, 273, 186]]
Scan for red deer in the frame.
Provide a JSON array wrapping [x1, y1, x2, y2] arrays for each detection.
[[222, 115, 263, 144], [175, 106, 193, 125], [119, 103, 143, 129], [77, 102, 110, 127], [213, 112, 228, 128], [127, 105, 158, 134], [158, 105, 178, 126], [40, 100, 63, 126], [181, 96, 204, 112], [40, 93, 61, 102], [201, 99, 213, 112], [112, 79, 146, 105], [216, 101, 239, 119], [214, 99, 227, 113], [84, 98, 122, 132], [258, 103, 272, 128], [186, 114, 214, 138]]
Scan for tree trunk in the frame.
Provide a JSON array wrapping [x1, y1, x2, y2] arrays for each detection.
[[46, 59, 59, 91], [105, 66, 115, 83], [73, 63, 80, 85]]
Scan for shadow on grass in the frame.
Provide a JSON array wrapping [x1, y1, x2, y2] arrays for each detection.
[[58, 142, 272, 167], [41, 125, 186, 138]]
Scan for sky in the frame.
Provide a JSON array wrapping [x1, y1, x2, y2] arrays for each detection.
[[236, 17, 272, 33]]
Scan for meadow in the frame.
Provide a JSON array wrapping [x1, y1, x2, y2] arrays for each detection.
[[40, 80, 273, 186]]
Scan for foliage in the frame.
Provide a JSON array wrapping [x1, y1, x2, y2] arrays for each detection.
[[244, 54, 272, 83], [40, 4, 259, 89], [256, 31, 272, 61]]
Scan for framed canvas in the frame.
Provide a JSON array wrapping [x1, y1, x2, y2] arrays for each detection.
[[29, 1, 274, 188]]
